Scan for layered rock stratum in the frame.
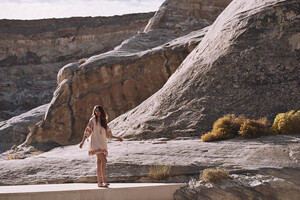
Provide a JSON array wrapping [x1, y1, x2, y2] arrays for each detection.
[[0, 13, 153, 121], [25, 0, 231, 146], [110, 0, 300, 139]]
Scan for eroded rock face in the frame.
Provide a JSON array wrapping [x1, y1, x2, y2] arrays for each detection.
[[144, 0, 232, 32], [0, 13, 153, 121], [0, 63, 64, 121], [109, 0, 300, 139], [0, 14, 153, 66], [174, 173, 300, 200], [26, 0, 232, 145], [0, 104, 48, 153]]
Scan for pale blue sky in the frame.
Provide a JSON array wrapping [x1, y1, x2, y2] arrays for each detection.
[[0, 0, 165, 20]]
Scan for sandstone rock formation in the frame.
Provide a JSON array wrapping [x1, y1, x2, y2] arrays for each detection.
[[174, 173, 300, 200], [144, 0, 231, 32], [0, 104, 48, 153], [1, 135, 299, 188], [0, 13, 153, 121], [109, 0, 300, 139], [0, 62, 63, 121], [25, 0, 231, 146]]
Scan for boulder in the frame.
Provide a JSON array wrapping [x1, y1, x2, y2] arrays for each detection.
[[110, 0, 300, 139], [25, 0, 231, 145]]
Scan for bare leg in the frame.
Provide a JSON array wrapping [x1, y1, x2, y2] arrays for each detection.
[[96, 155, 102, 186], [99, 153, 107, 184]]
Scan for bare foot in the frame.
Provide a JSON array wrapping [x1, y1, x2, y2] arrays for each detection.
[[98, 183, 109, 188]]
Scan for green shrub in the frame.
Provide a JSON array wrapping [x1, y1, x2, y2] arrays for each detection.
[[272, 110, 300, 135], [200, 168, 229, 184], [201, 114, 246, 142], [238, 118, 270, 138], [149, 164, 171, 180]]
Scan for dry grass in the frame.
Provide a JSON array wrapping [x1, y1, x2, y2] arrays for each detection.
[[272, 110, 300, 135], [78, 58, 88, 64], [238, 117, 270, 138], [6, 154, 27, 160], [149, 164, 171, 180], [200, 168, 229, 184], [6, 150, 44, 160], [31, 150, 44, 156], [201, 114, 246, 142]]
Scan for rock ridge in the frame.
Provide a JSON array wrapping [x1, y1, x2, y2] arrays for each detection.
[[25, 0, 232, 146], [109, 0, 300, 139]]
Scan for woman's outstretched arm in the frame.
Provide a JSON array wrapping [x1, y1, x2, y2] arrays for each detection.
[[106, 127, 123, 141]]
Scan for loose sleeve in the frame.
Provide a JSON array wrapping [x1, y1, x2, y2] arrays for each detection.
[[84, 118, 94, 137], [106, 126, 112, 139]]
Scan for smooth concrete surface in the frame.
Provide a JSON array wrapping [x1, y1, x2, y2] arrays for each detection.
[[0, 183, 187, 200]]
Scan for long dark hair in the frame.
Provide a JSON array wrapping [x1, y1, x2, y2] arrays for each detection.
[[92, 105, 108, 129]]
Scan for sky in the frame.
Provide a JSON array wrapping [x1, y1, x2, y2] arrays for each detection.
[[0, 0, 165, 20]]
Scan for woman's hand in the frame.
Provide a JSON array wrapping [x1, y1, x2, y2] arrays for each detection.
[[79, 142, 84, 148], [79, 136, 87, 148]]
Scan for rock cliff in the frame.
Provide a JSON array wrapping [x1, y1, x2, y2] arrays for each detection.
[[110, 0, 300, 139], [25, 0, 231, 146], [0, 13, 153, 121]]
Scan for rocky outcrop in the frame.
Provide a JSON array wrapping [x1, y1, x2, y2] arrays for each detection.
[[174, 172, 300, 200], [0, 13, 153, 121], [144, 0, 232, 32], [25, 0, 232, 146], [26, 29, 208, 146], [0, 104, 48, 153], [1, 135, 299, 186], [109, 0, 300, 139]]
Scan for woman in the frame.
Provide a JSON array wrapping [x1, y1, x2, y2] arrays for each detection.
[[79, 105, 123, 187]]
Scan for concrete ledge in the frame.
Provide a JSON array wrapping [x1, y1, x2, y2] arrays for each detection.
[[0, 183, 187, 200]]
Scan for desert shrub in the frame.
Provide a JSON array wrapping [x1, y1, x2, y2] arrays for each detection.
[[149, 164, 171, 180], [78, 58, 88, 64], [232, 115, 247, 133], [272, 110, 300, 135], [239, 118, 270, 138], [200, 168, 229, 184], [201, 114, 246, 142], [201, 131, 218, 142]]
